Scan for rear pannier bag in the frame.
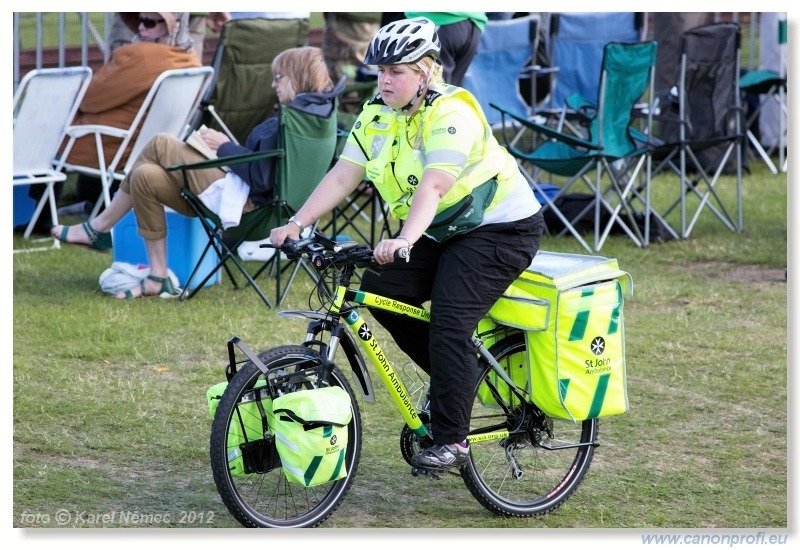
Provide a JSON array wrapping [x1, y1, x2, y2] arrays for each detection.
[[272, 386, 353, 487], [483, 251, 633, 421]]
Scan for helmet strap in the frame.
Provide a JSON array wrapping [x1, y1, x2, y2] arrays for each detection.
[[399, 76, 427, 113]]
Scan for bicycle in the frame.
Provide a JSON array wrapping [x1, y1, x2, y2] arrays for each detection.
[[209, 231, 599, 528]]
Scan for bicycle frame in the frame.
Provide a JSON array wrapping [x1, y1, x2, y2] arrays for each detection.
[[276, 282, 531, 444], [212, 235, 606, 526]]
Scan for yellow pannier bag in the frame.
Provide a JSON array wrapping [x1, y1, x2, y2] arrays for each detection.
[[207, 380, 277, 477], [272, 386, 353, 487], [476, 286, 549, 406], [481, 251, 633, 421]]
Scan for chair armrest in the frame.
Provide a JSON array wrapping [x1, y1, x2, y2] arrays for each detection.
[[167, 149, 285, 172], [490, 102, 595, 150], [520, 65, 559, 78], [65, 124, 130, 140]]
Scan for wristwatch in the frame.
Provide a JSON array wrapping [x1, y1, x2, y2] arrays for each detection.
[[288, 216, 304, 232]]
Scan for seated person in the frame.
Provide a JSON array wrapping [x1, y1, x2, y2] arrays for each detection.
[[51, 46, 342, 300], [28, 12, 201, 219]]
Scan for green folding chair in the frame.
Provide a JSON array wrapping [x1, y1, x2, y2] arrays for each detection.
[[739, 13, 786, 175], [169, 103, 338, 307], [493, 40, 658, 252], [194, 16, 310, 144]]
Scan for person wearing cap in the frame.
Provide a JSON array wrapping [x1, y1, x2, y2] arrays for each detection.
[[57, 12, 201, 206], [269, 17, 544, 471]]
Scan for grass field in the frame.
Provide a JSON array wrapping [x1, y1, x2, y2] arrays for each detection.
[[11, 159, 788, 539]]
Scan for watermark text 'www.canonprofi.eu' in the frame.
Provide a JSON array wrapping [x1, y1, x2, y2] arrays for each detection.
[[642, 532, 788, 546]]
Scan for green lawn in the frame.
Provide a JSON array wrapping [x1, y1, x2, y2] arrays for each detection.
[[12, 160, 788, 533]]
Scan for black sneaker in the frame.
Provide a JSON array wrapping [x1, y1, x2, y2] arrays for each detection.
[[412, 441, 470, 470]]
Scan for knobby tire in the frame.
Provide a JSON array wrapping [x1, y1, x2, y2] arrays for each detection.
[[209, 345, 362, 528], [461, 333, 598, 517]]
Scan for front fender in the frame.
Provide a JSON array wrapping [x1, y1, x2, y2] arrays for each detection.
[[278, 310, 375, 402]]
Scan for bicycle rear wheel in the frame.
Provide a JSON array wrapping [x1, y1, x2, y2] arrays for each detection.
[[209, 345, 362, 527], [461, 333, 598, 517]]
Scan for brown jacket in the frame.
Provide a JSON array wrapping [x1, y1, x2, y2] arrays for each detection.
[[64, 41, 200, 168]]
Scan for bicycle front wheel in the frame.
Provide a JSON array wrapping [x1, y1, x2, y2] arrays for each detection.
[[209, 345, 362, 528], [461, 333, 598, 517]]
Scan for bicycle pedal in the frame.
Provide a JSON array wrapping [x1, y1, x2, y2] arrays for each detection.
[[410, 466, 442, 480]]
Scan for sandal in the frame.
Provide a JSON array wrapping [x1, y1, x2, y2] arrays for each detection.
[[55, 221, 112, 252], [118, 274, 182, 300], [148, 274, 181, 299]]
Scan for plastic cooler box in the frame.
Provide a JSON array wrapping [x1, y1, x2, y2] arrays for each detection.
[[13, 184, 37, 228], [112, 208, 220, 289]]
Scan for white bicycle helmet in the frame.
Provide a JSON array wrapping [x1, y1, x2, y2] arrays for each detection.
[[364, 17, 440, 65]]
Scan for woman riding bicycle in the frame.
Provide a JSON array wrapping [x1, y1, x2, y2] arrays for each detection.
[[270, 17, 544, 471]]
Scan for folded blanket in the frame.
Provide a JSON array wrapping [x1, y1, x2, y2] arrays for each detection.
[[198, 172, 250, 229]]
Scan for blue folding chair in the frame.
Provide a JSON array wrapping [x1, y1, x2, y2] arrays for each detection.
[[548, 13, 644, 109], [463, 14, 543, 128]]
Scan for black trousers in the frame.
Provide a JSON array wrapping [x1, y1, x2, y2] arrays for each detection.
[[436, 19, 483, 87], [360, 211, 544, 445]]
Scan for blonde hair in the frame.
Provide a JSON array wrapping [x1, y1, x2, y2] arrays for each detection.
[[414, 57, 444, 87], [272, 47, 334, 103]]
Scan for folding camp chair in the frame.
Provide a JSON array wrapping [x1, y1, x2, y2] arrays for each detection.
[[193, 17, 309, 145], [647, 22, 744, 239], [13, 66, 92, 253], [539, 12, 645, 136], [739, 12, 787, 175], [169, 103, 339, 307], [320, 178, 397, 248], [547, 12, 645, 109], [462, 14, 547, 128], [60, 67, 214, 220], [493, 40, 658, 253]]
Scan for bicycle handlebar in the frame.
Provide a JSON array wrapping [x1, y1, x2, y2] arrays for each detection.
[[260, 231, 409, 271]]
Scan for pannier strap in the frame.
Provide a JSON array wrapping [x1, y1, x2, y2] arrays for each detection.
[[274, 409, 349, 427]]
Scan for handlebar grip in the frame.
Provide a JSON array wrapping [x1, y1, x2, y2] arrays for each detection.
[[395, 248, 410, 263]]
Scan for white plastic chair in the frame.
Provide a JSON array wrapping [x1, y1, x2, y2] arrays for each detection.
[[13, 66, 92, 252], [60, 66, 215, 220]]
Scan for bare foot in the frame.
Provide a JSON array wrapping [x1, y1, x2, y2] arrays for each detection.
[[51, 224, 91, 246], [116, 277, 159, 300], [116, 276, 179, 300]]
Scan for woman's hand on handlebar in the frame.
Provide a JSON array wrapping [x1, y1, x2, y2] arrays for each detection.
[[373, 237, 411, 265], [269, 223, 302, 247]]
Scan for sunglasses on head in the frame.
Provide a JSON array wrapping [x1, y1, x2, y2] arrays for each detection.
[[138, 17, 164, 29]]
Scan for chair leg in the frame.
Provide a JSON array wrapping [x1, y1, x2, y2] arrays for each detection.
[[747, 129, 779, 175], [525, 169, 595, 253], [23, 183, 55, 240], [276, 256, 308, 306], [177, 209, 275, 307], [15, 182, 61, 252]]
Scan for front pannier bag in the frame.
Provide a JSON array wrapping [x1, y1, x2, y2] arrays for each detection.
[[207, 380, 279, 477], [272, 386, 353, 487]]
